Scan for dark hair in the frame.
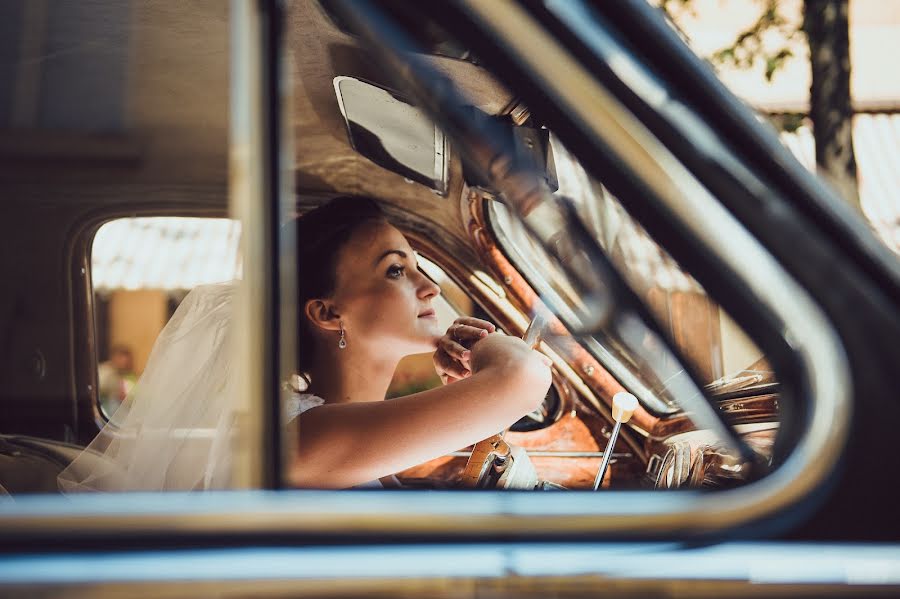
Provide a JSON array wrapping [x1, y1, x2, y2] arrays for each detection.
[[295, 196, 386, 374]]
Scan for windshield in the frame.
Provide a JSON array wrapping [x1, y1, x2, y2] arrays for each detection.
[[489, 134, 772, 415]]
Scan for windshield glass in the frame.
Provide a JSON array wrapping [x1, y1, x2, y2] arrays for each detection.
[[489, 134, 771, 415]]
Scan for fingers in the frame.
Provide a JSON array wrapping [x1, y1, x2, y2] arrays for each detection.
[[439, 336, 471, 362], [440, 372, 464, 385], [433, 348, 471, 380], [454, 317, 496, 333], [450, 324, 491, 346], [433, 317, 498, 385]]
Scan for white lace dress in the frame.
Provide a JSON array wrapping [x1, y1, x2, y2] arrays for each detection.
[[286, 392, 384, 489]]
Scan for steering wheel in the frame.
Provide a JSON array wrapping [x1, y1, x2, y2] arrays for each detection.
[[459, 310, 552, 489]]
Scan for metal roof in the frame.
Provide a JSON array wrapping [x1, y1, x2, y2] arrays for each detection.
[[91, 217, 242, 293]]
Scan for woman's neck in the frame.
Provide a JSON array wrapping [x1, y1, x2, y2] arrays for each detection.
[[306, 343, 400, 405]]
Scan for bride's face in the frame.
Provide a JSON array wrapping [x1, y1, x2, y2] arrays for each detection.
[[330, 220, 442, 356]]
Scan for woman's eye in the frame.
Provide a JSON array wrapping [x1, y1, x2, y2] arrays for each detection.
[[387, 264, 406, 279]]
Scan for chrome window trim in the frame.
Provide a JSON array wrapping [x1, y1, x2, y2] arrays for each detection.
[[2, 542, 899, 593], [228, 0, 275, 489], [455, 0, 851, 525]]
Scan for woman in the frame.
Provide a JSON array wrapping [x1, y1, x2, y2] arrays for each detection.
[[59, 197, 551, 491], [289, 197, 552, 488]]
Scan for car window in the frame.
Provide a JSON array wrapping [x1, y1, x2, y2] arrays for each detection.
[[0, 0, 860, 555], [267, 0, 785, 493], [0, 0, 779, 501], [0, 0, 238, 495], [91, 217, 242, 419]]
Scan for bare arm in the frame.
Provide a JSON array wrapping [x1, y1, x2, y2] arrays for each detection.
[[287, 334, 551, 489]]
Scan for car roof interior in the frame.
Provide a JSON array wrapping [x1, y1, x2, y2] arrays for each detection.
[[1, 0, 512, 234]]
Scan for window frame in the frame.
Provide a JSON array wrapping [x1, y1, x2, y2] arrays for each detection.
[[88, 215, 243, 423]]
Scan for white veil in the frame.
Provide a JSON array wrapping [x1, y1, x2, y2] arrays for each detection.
[[58, 282, 240, 492]]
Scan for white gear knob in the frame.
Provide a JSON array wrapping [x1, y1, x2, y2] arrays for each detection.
[[611, 392, 638, 424]]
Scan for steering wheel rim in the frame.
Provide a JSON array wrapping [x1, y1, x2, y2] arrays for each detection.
[[460, 311, 551, 489]]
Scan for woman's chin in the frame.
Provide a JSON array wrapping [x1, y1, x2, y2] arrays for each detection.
[[418, 318, 442, 336], [419, 332, 441, 351], [401, 339, 440, 357], [421, 331, 443, 352]]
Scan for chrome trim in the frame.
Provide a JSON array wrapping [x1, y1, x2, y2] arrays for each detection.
[[229, 0, 276, 488], [458, 0, 851, 526], [447, 451, 632, 459], [1, 543, 898, 593]]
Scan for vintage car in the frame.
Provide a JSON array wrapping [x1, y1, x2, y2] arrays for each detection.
[[0, 0, 899, 596]]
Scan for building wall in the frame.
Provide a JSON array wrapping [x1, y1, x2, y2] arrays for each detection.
[[107, 290, 168, 375]]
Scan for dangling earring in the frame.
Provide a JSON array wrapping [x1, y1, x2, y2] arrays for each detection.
[[338, 320, 347, 349]]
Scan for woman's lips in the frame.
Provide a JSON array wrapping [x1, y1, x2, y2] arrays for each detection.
[[418, 309, 436, 319]]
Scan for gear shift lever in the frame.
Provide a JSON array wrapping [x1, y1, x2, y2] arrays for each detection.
[[592, 392, 638, 490]]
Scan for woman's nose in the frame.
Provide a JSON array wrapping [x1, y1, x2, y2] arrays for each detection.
[[417, 275, 441, 300]]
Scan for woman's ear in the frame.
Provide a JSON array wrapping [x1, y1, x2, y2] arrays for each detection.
[[304, 299, 342, 333]]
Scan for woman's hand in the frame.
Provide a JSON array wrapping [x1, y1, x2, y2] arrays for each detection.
[[469, 333, 553, 376], [433, 317, 496, 384]]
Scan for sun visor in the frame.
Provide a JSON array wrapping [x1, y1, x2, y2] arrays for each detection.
[[334, 76, 448, 195]]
